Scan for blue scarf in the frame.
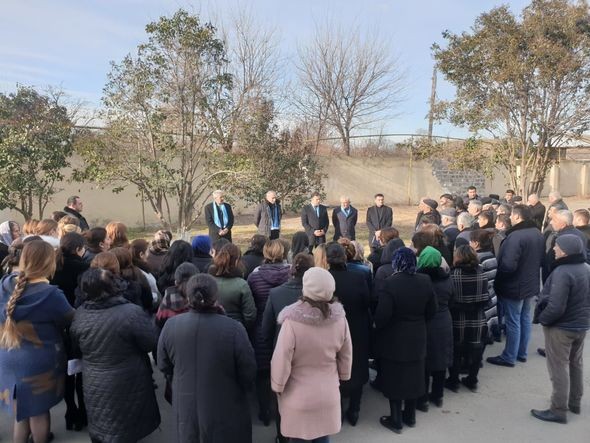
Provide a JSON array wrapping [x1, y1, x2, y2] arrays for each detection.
[[212, 203, 229, 229], [270, 203, 280, 230], [341, 206, 351, 218]]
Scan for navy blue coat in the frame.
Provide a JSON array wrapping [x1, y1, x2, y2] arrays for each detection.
[[494, 220, 545, 300]]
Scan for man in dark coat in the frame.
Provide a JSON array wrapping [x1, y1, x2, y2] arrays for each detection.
[[366, 193, 393, 249], [204, 190, 234, 242], [415, 198, 441, 229], [527, 193, 546, 230], [255, 190, 282, 239], [532, 235, 590, 424], [63, 195, 89, 231], [440, 208, 460, 252], [543, 210, 588, 282], [300, 192, 329, 248], [332, 196, 358, 241], [573, 209, 590, 243], [462, 186, 480, 206], [487, 204, 545, 367], [543, 191, 568, 231]]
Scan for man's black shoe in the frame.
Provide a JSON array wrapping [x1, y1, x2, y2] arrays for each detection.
[[531, 409, 567, 424], [517, 357, 527, 363], [537, 348, 546, 357], [486, 356, 515, 367]]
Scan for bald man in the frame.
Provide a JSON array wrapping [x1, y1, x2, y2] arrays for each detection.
[[332, 196, 358, 241]]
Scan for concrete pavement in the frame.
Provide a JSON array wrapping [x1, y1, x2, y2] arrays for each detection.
[[2, 323, 589, 442]]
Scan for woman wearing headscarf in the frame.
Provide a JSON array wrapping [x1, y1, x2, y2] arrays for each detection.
[[145, 230, 172, 276], [0, 221, 21, 263], [374, 247, 437, 434], [415, 246, 454, 410], [271, 267, 353, 443], [158, 274, 256, 443], [447, 245, 490, 393], [289, 231, 310, 261], [191, 235, 213, 273], [326, 242, 371, 426], [70, 268, 160, 443]]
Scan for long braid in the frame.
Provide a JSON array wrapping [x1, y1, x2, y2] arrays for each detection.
[[0, 272, 28, 350]]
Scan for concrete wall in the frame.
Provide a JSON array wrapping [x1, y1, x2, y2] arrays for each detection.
[[321, 156, 444, 207], [1, 157, 588, 228]]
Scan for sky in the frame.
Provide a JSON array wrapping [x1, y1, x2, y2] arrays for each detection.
[[0, 0, 532, 138]]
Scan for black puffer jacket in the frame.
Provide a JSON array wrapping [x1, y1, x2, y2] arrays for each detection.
[[70, 296, 160, 443]]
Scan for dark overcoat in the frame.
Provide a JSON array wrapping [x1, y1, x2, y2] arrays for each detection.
[[417, 267, 454, 371], [204, 202, 234, 242], [366, 205, 393, 244], [70, 297, 160, 443], [330, 267, 371, 389], [158, 311, 256, 443], [332, 206, 358, 240], [494, 219, 544, 300], [301, 204, 329, 247], [374, 272, 437, 399]]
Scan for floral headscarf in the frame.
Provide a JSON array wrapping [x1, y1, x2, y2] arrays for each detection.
[[391, 247, 417, 275]]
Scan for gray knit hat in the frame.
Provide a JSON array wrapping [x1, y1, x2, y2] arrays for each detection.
[[556, 234, 585, 256], [302, 267, 336, 302]]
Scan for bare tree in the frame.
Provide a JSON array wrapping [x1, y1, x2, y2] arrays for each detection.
[[295, 25, 406, 155], [219, 8, 284, 152]]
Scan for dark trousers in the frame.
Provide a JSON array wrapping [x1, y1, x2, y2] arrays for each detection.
[[291, 437, 329, 443], [449, 345, 483, 385], [257, 370, 272, 415], [64, 373, 86, 419], [270, 229, 280, 240], [342, 385, 363, 412], [420, 369, 445, 403]]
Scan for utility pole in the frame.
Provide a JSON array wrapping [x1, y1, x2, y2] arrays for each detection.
[[428, 66, 437, 143]]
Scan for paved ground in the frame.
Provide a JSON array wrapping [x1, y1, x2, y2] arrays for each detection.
[[1, 323, 589, 443]]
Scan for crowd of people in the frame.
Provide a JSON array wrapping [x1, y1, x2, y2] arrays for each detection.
[[0, 188, 589, 443]]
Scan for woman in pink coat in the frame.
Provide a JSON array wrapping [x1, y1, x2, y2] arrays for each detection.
[[271, 267, 353, 443]]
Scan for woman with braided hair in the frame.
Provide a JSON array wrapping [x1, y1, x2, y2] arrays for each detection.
[[0, 239, 74, 443]]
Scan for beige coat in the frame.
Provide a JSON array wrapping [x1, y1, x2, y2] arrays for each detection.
[[271, 300, 352, 440]]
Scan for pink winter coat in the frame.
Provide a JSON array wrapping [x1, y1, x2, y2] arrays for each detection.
[[271, 300, 353, 440]]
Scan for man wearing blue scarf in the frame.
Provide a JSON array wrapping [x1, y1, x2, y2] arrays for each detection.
[[204, 190, 234, 242], [254, 190, 282, 239], [332, 196, 358, 240]]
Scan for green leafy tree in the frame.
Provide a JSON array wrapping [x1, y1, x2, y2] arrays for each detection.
[[0, 86, 74, 220], [213, 98, 324, 210], [434, 0, 590, 195], [75, 10, 237, 232]]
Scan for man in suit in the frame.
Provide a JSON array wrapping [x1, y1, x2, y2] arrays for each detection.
[[332, 196, 358, 241], [366, 193, 393, 249], [204, 190, 234, 242], [301, 191, 329, 248]]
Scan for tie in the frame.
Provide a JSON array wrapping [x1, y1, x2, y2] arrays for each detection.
[[315, 206, 320, 217], [218, 204, 225, 228]]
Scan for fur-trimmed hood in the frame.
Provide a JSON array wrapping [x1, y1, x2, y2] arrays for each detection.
[[278, 300, 346, 326]]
